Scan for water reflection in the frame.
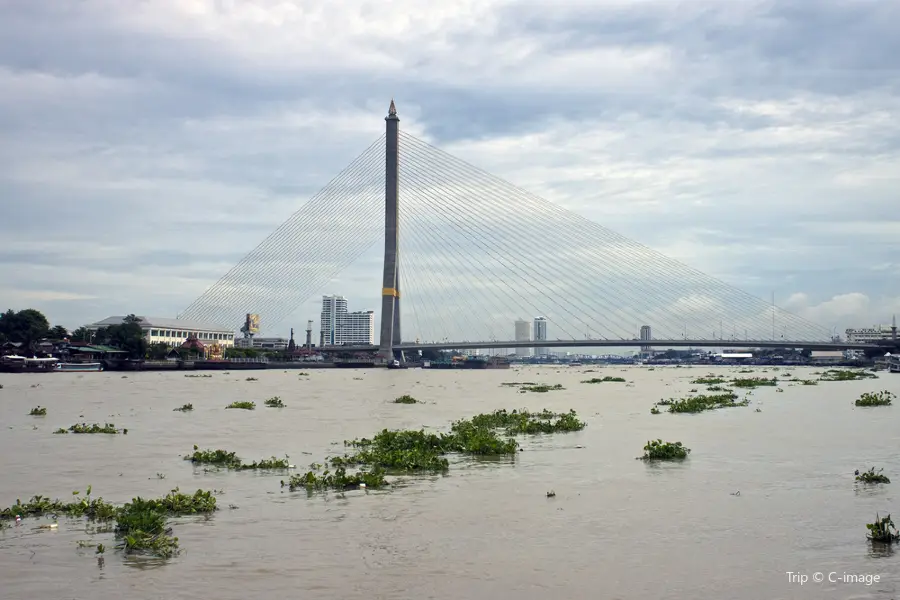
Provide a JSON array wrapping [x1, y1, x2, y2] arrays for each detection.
[[866, 542, 894, 559]]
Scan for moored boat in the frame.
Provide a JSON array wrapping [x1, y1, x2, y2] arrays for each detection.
[[0, 355, 59, 373], [55, 362, 104, 372]]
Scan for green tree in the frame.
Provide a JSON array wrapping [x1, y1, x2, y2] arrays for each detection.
[[49, 325, 69, 340], [71, 327, 91, 342], [0, 308, 51, 353], [146, 342, 171, 360], [92, 315, 147, 359], [225, 347, 260, 358], [0, 309, 15, 341]]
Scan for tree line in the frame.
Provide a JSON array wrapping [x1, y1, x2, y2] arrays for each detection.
[[0, 309, 148, 358], [2, 308, 311, 361]]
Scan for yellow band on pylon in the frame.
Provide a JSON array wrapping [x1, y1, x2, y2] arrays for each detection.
[[382, 287, 400, 298]]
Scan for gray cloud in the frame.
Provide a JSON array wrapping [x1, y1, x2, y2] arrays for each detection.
[[0, 0, 897, 337]]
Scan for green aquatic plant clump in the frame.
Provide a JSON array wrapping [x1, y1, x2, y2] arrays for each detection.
[[581, 376, 626, 383], [225, 401, 256, 410], [867, 514, 900, 544], [639, 439, 691, 460], [239, 456, 291, 470], [54, 423, 121, 434], [856, 467, 891, 484], [185, 447, 242, 468], [691, 376, 725, 385], [115, 488, 217, 558], [333, 429, 459, 471], [115, 498, 178, 558], [730, 377, 778, 388], [663, 392, 748, 414], [821, 369, 877, 382], [29, 406, 47, 416], [301, 408, 586, 493], [173, 403, 193, 412], [184, 446, 290, 470], [393, 394, 418, 404], [1, 486, 117, 521], [519, 383, 565, 393], [264, 396, 286, 408], [1, 487, 216, 559], [282, 465, 387, 492], [798, 379, 818, 386], [855, 391, 894, 407], [465, 408, 586, 436]]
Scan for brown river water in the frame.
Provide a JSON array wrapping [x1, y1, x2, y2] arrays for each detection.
[[1, 366, 899, 599]]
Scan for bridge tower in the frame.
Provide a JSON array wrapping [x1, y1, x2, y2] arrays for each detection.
[[378, 100, 401, 361]]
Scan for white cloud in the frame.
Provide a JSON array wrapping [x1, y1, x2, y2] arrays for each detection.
[[783, 293, 900, 332], [0, 0, 897, 341]]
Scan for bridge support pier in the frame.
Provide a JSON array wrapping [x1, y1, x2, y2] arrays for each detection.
[[378, 100, 403, 363]]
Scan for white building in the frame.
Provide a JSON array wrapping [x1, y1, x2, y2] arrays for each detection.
[[234, 337, 289, 350], [845, 320, 897, 344], [86, 316, 235, 347], [320, 295, 375, 345], [534, 316, 548, 357], [341, 311, 376, 345], [320, 295, 348, 346], [514, 319, 532, 358]]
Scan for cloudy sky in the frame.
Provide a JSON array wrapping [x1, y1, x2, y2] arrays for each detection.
[[1, 0, 898, 339]]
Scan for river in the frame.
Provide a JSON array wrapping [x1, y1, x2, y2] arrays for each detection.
[[1, 365, 898, 599]]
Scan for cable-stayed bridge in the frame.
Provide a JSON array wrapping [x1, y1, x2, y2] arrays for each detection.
[[179, 101, 896, 360]]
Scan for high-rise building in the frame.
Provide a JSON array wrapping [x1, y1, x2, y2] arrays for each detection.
[[514, 319, 532, 358], [320, 295, 348, 346], [640, 325, 652, 352], [320, 295, 374, 345], [341, 310, 376, 345], [534, 316, 548, 357]]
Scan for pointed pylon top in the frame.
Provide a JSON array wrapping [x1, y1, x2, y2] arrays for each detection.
[[388, 99, 397, 117]]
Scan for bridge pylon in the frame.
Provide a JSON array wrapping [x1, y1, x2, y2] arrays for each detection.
[[378, 100, 402, 362]]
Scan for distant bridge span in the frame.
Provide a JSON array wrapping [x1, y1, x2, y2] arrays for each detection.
[[317, 339, 897, 353]]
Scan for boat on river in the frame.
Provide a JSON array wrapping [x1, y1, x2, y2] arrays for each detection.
[[888, 355, 900, 373], [0, 355, 59, 373], [55, 362, 104, 372]]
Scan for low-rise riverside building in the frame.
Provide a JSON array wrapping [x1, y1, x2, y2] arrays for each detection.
[[85, 316, 236, 347]]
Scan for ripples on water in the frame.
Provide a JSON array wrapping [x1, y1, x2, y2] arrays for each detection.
[[1, 366, 899, 599]]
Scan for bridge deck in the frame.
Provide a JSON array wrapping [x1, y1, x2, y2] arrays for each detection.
[[317, 339, 892, 353]]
